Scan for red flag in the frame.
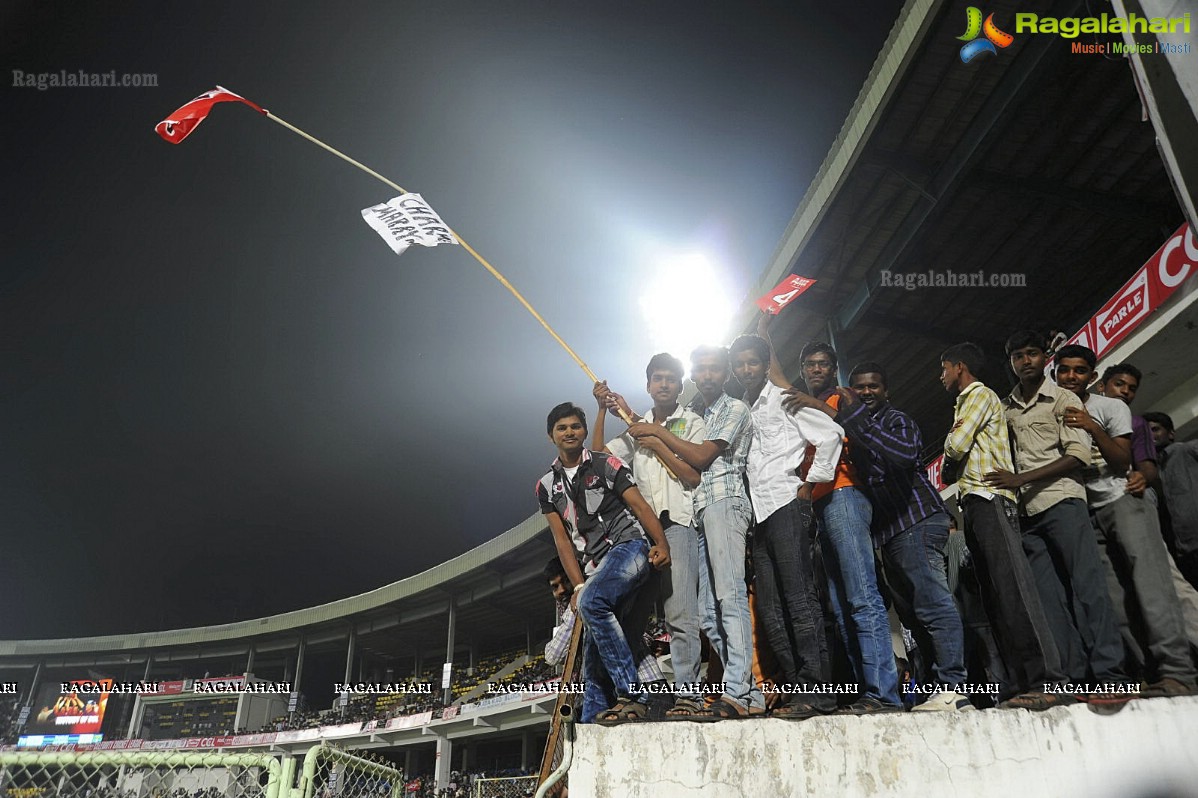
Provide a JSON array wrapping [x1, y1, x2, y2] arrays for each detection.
[[155, 86, 266, 144], [755, 274, 816, 315]]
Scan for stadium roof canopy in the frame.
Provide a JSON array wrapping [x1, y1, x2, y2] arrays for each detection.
[[732, 0, 1191, 456], [4, 0, 1196, 669]]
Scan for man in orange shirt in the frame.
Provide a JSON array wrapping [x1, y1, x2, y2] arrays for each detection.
[[789, 342, 903, 713], [759, 312, 902, 714]]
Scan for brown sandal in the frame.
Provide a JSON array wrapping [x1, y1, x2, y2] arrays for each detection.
[[664, 696, 719, 722], [770, 700, 826, 720], [998, 691, 1076, 711], [596, 698, 647, 725]]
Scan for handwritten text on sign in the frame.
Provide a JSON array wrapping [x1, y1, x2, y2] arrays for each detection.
[[361, 194, 458, 256], [756, 274, 817, 315]]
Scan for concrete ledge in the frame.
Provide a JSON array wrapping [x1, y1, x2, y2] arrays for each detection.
[[570, 697, 1198, 798]]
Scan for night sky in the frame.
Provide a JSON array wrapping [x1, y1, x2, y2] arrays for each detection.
[[2, 0, 903, 638]]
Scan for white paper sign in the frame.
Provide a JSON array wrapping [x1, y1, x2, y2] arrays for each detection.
[[361, 193, 457, 256]]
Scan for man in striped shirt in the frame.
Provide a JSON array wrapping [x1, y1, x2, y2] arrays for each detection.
[[940, 343, 1067, 709], [798, 361, 969, 710]]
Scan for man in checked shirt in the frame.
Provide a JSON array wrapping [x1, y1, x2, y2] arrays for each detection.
[[939, 342, 1068, 709]]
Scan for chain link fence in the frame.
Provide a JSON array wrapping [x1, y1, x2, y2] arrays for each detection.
[[472, 776, 536, 798], [298, 743, 402, 798], [0, 751, 282, 798]]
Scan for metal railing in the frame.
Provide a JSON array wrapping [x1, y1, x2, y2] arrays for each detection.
[[297, 743, 402, 798], [473, 775, 536, 798], [0, 750, 283, 798]]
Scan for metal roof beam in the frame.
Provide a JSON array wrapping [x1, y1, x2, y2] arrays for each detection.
[[837, 0, 1081, 332]]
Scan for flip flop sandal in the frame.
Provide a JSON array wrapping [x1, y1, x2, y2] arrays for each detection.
[[998, 691, 1075, 711], [664, 696, 719, 722], [770, 701, 825, 720], [596, 699, 647, 725], [707, 696, 753, 719]]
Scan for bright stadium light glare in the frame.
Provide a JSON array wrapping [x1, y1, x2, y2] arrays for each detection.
[[638, 252, 735, 366]]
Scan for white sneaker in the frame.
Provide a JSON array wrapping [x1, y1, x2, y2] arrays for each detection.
[[911, 690, 976, 712]]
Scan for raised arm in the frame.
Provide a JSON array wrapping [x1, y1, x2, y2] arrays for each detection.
[[757, 311, 793, 389], [591, 381, 612, 453]]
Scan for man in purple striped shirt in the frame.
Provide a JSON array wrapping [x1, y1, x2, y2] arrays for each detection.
[[793, 361, 971, 710]]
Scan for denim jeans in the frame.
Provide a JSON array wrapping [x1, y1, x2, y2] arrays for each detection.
[[695, 496, 763, 709], [577, 538, 651, 722], [880, 511, 968, 688], [660, 523, 702, 696], [752, 497, 835, 710], [816, 486, 901, 705]]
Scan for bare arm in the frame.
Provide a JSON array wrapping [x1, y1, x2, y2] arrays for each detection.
[[545, 512, 586, 601], [591, 381, 611, 453], [1064, 404, 1131, 471], [757, 311, 793, 389], [984, 455, 1082, 491], [620, 485, 672, 570], [628, 422, 726, 471], [637, 435, 702, 488]]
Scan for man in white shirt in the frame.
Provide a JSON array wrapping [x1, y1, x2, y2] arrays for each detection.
[[1055, 345, 1195, 697], [729, 334, 844, 718], [592, 353, 712, 718]]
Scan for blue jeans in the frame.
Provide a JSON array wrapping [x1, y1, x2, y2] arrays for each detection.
[[816, 486, 901, 705], [577, 539, 651, 722], [661, 523, 702, 696], [696, 496, 763, 709], [881, 512, 968, 688]]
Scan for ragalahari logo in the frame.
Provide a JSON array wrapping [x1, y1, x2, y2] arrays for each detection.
[[958, 7, 1015, 63]]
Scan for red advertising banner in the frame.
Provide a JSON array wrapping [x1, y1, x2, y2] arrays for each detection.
[[755, 275, 817, 315], [1064, 318, 1095, 352], [1079, 223, 1197, 361], [1148, 223, 1198, 308], [925, 454, 947, 492], [1092, 267, 1151, 359]]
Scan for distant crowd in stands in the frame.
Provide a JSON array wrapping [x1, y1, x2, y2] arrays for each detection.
[[255, 653, 557, 734], [403, 768, 534, 798], [0, 648, 563, 745], [536, 324, 1198, 725]]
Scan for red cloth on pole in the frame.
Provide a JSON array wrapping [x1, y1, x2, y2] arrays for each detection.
[[155, 86, 266, 144]]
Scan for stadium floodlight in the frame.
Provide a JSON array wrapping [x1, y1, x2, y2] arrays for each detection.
[[638, 252, 734, 362]]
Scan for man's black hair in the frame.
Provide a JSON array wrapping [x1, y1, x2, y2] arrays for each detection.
[[1101, 363, 1143, 386], [1054, 344, 1097, 369], [728, 334, 770, 364], [1005, 329, 1048, 356], [546, 402, 588, 436], [940, 342, 985, 376], [544, 556, 567, 584], [646, 352, 685, 382], [1142, 411, 1175, 432], [848, 361, 888, 389], [690, 344, 729, 368], [800, 341, 838, 369]]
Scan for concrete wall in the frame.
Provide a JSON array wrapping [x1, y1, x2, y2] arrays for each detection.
[[570, 697, 1198, 798]]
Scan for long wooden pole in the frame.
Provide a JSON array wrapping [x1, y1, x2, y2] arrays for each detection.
[[264, 112, 681, 477]]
